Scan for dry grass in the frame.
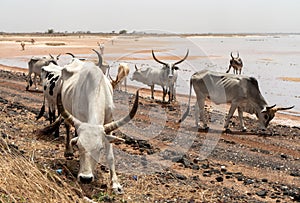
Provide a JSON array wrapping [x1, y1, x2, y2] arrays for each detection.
[[0, 138, 85, 203]]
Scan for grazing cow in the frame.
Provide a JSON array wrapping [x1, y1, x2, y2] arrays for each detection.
[[26, 54, 61, 90], [179, 70, 294, 131], [110, 63, 130, 91], [226, 52, 243, 74], [39, 51, 139, 193], [131, 50, 188, 102]]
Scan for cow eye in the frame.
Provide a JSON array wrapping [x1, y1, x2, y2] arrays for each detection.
[[264, 115, 269, 120]]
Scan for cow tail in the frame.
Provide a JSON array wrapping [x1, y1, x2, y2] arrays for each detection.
[[36, 116, 63, 136], [178, 78, 193, 123], [36, 95, 46, 120]]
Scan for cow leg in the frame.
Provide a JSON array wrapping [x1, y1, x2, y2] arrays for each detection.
[[150, 85, 154, 99], [105, 142, 123, 194], [162, 87, 167, 102], [224, 103, 238, 130], [64, 123, 74, 159], [195, 98, 208, 129], [226, 65, 231, 73], [124, 77, 127, 92], [33, 73, 38, 90], [238, 107, 247, 131], [26, 72, 32, 90]]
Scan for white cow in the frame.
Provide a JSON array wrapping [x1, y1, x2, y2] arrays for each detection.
[[110, 63, 130, 91], [131, 50, 188, 102], [179, 70, 294, 131], [40, 52, 139, 193], [26, 54, 60, 90]]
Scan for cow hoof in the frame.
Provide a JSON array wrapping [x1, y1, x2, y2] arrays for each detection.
[[224, 128, 232, 133], [241, 128, 247, 132], [113, 184, 124, 195], [64, 152, 74, 160]]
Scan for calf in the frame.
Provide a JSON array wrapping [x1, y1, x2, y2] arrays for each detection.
[[110, 63, 130, 91], [226, 52, 243, 74]]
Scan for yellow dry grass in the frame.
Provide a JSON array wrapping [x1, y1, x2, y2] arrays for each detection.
[[0, 138, 84, 203]]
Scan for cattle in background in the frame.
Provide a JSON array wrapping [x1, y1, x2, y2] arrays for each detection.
[[97, 42, 105, 55], [131, 50, 188, 102], [38, 50, 139, 193], [226, 52, 243, 74], [110, 63, 130, 91], [26, 54, 61, 90], [20, 41, 25, 50], [151, 50, 189, 102], [179, 70, 294, 131]]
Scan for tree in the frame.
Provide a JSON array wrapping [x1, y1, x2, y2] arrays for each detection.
[[119, 29, 127, 34], [47, 29, 54, 34]]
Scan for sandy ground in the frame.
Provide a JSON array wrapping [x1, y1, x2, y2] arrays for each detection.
[[0, 34, 299, 202]]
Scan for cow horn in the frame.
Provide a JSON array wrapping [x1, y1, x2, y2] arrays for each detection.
[[266, 104, 277, 110], [49, 54, 54, 59], [230, 52, 234, 59], [92, 49, 103, 67], [274, 105, 295, 112], [152, 50, 168, 66], [66, 53, 75, 58], [237, 52, 239, 58], [57, 93, 81, 127], [104, 90, 139, 134], [174, 49, 189, 65], [56, 53, 61, 60], [135, 65, 138, 71]]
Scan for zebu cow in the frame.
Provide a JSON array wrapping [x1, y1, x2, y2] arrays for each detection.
[[179, 70, 294, 131], [226, 52, 243, 74], [26, 54, 61, 90], [39, 52, 139, 193], [110, 63, 130, 91], [131, 50, 188, 102], [36, 57, 85, 137]]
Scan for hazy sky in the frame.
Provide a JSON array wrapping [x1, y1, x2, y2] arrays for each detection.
[[1, 0, 300, 33]]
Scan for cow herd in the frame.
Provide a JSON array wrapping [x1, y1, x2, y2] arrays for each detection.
[[25, 47, 294, 193]]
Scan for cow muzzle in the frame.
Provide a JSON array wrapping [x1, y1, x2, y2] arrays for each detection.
[[78, 174, 94, 184]]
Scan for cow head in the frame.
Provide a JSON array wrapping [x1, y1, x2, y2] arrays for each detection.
[[259, 105, 294, 129], [131, 65, 145, 82], [230, 52, 243, 67], [152, 49, 189, 79], [57, 91, 139, 184]]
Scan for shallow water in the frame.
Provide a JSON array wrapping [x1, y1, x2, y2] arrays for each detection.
[[0, 35, 299, 118]]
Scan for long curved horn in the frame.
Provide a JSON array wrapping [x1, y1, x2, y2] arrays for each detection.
[[274, 105, 295, 112], [92, 49, 103, 67], [174, 49, 189, 65], [57, 93, 81, 127], [230, 52, 234, 59], [65, 53, 75, 58], [104, 90, 139, 134], [237, 52, 239, 58], [152, 50, 167, 66]]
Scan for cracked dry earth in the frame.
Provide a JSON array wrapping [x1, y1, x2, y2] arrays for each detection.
[[0, 69, 299, 202]]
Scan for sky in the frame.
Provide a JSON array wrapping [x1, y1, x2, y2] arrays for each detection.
[[1, 0, 300, 34]]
